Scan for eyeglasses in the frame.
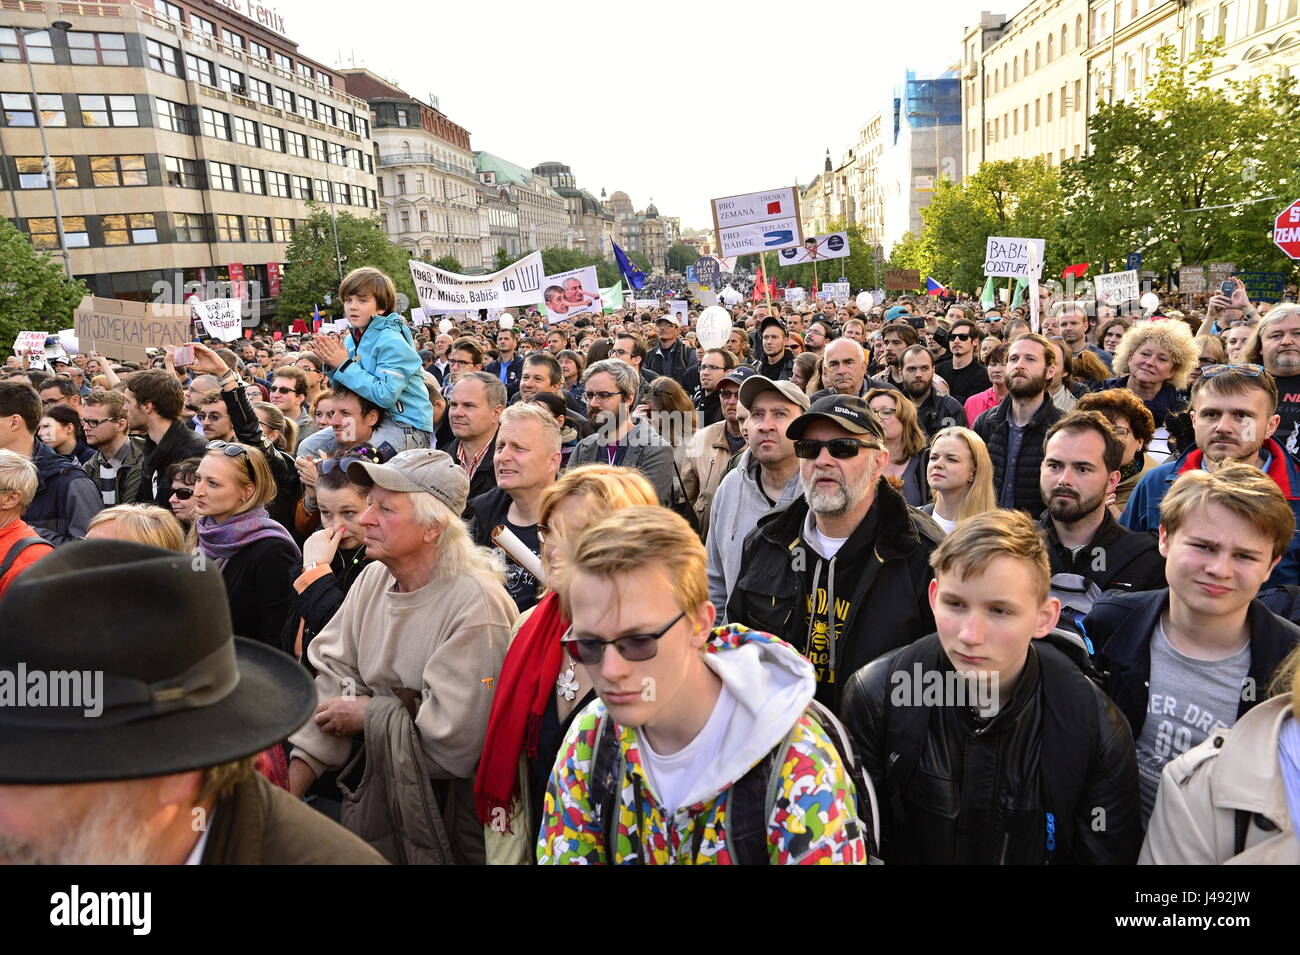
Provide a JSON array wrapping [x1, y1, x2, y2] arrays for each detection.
[[40, 397, 64, 407], [270, 386, 300, 395], [1110, 426, 1131, 437], [718, 389, 740, 401], [448, 358, 473, 368], [170, 486, 194, 500], [872, 407, 897, 418], [195, 411, 227, 423], [700, 363, 727, 372], [794, 437, 878, 459], [609, 347, 632, 358], [80, 416, 121, 429], [561, 612, 686, 665], [584, 390, 622, 402], [1201, 363, 1265, 379]]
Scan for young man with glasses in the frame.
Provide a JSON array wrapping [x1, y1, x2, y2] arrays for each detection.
[[38, 377, 82, 410], [295, 353, 327, 408], [79, 388, 146, 507], [691, 347, 734, 427], [935, 319, 990, 404], [1122, 363, 1300, 588], [727, 395, 942, 709], [570, 359, 675, 505], [537, 506, 867, 864], [270, 365, 316, 450]]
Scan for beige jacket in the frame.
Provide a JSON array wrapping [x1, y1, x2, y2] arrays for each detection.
[[680, 420, 736, 540], [1140, 694, 1299, 865]]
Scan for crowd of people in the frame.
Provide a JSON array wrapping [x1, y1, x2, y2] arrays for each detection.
[[2, 264, 1299, 866]]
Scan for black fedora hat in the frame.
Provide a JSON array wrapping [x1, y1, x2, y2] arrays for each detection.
[[0, 539, 315, 784]]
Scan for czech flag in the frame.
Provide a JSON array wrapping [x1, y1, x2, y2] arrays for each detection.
[[925, 277, 947, 296], [312, 304, 322, 331]]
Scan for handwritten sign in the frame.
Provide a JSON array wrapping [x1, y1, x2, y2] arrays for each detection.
[[1094, 270, 1140, 306], [192, 299, 242, 342], [74, 296, 190, 363], [984, 237, 1046, 278], [13, 331, 47, 355]]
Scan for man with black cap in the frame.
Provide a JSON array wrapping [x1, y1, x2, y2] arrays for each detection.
[[683, 364, 752, 537], [646, 314, 697, 383], [727, 394, 942, 708], [287, 448, 516, 863], [0, 538, 384, 864], [753, 316, 796, 381]]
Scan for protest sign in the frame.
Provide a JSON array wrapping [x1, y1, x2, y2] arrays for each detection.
[[1178, 266, 1206, 294], [409, 251, 545, 311], [634, 299, 658, 310], [74, 296, 190, 363], [697, 306, 731, 349], [191, 299, 243, 342], [885, 270, 921, 291], [1208, 262, 1235, 286], [57, 329, 79, 356], [776, 232, 850, 265], [693, 256, 721, 287], [711, 186, 803, 257], [669, 300, 689, 325], [1094, 270, 1140, 305], [410, 307, 431, 327], [542, 266, 602, 322], [983, 237, 1046, 279], [601, 283, 624, 313], [822, 281, 851, 303], [784, 287, 805, 303], [13, 331, 46, 355], [1236, 271, 1288, 302]]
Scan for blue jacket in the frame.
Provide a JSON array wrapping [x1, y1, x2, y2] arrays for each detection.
[[26, 439, 102, 545], [329, 313, 432, 432], [1120, 438, 1300, 588]]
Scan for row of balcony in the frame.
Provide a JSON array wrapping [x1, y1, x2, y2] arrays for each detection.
[[377, 152, 475, 178]]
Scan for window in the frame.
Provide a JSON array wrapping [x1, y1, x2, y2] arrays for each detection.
[[147, 39, 180, 75], [156, 98, 192, 133], [208, 161, 237, 191], [192, 14, 216, 35], [216, 214, 243, 242], [274, 52, 292, 72], [300, 96, 318, 121], [16, 156, 76, 189], [0, 29, 54, 63], [1047, 92, 1054, 121], [273, 217, 293, 242], [274, 87, 295, 113], [267, 170, 289, 197], [298, 63, 313, 81], [291, 175, 312, 199], [415, 173, 425, 192], [185, 53, 216, 86], [263, 124, 284, 152], [286, 131, 307, 157], [68, 32, 128, 66], [377, 177, 384, 197], [221, 28, 243, 50], [396, 108, 408, 127], [365, 154, 373, 174], [419, 210, 428, 230], [91, 154, 147, 187], [218, 66, 246, 94], [247, 216, 271, 242], [164, 155, 199, 188], [232, 115, 259, 147], [2, 92, 65, 127], [399, 211, 410, 232], [102, 213, 158, 245], [201, 107, 229, 139], [327, 142, 344, 165], [396, 174, 406, 193], [309, 137, 327, 162], [358, 116, 369, 138], [1074, 79, 1082, 110], [81, 95, 138, 127], [29, 216, 88, 249], [172, 212, 207, 243], [240, 166, 265, 195], [248, 78, 272, 106], [315, 179, 332, 203], [250, 41, 271, 61], [321, 104, 336, 127], [350, 148, 363, 170], [158, 1, 184, 22], [337, 183, 351, 205], [340, 112, 355, 133], [1035, 99, 1041, 126]]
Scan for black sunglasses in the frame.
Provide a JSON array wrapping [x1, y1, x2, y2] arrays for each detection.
[[170, 486, 194, 500], [949, 333, 973, 341], [206, 440, 253, 479], [561, 612, 686, 666], [794, 437, 877, 459], [319, 443, 398, 475]]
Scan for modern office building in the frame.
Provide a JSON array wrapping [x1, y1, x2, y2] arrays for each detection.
[[0, 0, 377, 315]]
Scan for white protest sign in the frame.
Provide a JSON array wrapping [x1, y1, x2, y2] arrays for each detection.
[[410, 307, 432, 327], [192, 299, 243, 342], [332, 319, 351, 333], [711, 186, 803, 257], [784, 287, 805, 303], [823, 282, 851, 303], [984, 237, 1046, 278], [697, 306, 732, 349], [409, 251, 545, 311], [13, 331, 46, 354], [776, 232, 851, 266], [1095, 270, 1140, 305], [634, 299, 658, 310], [57, 329, 79, 356], [716, 217, 803, 258], [669, 301, 689, 325], [542, 266, 601, 322], [1028, 244, 1041, 333]]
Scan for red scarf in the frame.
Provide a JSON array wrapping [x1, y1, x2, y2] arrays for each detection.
[[474, 591, 571, 826]]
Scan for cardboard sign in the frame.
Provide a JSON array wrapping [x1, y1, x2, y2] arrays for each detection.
[[409, 251, 545, 311], [1094, 270, 1140, 306], [191, 299, 243, 342], [884, 270, 921, 291], [13, 331, 47, 355], [776, 232, 850, 265], [74, 296, 191, 363], [1208, 262, 1236, 286], [983, 237, 1046, 278], [1178, 266, 1206, 294]]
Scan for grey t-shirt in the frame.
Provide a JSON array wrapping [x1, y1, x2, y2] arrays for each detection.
[[1134, 617, 1251, 823]]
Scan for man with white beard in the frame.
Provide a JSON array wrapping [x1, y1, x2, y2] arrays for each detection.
[[1244, 303, 1300, 453]]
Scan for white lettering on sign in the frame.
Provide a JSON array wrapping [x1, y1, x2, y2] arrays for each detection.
[[212, 0, 287, 36]]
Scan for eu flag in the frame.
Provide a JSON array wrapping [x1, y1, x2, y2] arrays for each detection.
[[612, 241, 647, 291]]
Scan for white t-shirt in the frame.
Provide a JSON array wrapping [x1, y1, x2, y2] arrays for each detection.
[[639, 685, 738, 814], [812, 526, 849, 558], [931, 512, 957, 535]]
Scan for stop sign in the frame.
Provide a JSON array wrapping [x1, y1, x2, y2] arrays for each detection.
[[1273, 199, 1300, 259]]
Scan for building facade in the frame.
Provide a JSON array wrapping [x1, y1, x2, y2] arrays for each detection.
[[472, 151, 565, 253], [0, 0, 376, 311], [340, 68, 488, 272], [532, 161, 616, 259]]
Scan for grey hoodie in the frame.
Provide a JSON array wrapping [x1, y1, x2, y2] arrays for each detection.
[[707, 449, 803, 620]]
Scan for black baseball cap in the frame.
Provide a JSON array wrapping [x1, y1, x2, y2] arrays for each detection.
[[719, 365, 758, 389], [787, 394, 886, 444], [759, 316, 787, 335]]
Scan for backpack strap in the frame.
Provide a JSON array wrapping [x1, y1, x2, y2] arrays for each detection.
[[0, 535, 46, 582], [589, 710, 639, 864]]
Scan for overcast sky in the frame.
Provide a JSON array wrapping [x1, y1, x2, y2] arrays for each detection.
[[279, 0, 1017, 230]]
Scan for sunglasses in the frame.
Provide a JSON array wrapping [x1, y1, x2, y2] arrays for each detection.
[[206, 440, 253, 478], [170, 486, 194, 500], [561, 611, 685, 666], [270, 386, 301, 395], [949, 333, 972, 342], [1201, 363, 1265, 379], [319, 444, 397, 475], [794, 437, 878, 459]]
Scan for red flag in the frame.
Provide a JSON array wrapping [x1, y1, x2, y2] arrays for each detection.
[[1061, 262, 1089, 280], [769, 278, 777, 298], [787, 279, 794, 289]]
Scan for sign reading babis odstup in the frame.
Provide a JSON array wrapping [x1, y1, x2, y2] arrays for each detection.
[[74, 296, 191, 363]]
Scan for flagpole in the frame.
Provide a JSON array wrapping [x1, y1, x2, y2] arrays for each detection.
[[763, 251, 772, 310]]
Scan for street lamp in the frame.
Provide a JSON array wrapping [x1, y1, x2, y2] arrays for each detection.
[[19, 20, 73, 279]]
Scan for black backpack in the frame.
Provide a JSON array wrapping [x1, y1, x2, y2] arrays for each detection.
[[587, 699, 879, 864]]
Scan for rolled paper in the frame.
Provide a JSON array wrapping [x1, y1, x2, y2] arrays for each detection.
[[491, 524, 545, 584]]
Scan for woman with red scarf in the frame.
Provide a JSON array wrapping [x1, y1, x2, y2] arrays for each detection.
[[476, 464, 657, 863]]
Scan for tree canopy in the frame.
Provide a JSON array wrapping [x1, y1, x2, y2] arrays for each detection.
[[0, 217, 90, 359]]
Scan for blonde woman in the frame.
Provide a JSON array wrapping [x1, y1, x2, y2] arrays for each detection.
[[865, 387, 929, 506], [476, 464, 657, 864], [1104, 320, 1197, 429], [921, 427, 996, 534], [86, 503, 186, 552]]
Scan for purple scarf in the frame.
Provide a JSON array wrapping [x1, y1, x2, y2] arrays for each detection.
[[196, 507, 299, 561]]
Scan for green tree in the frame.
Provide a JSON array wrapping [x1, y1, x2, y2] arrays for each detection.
[[278, 204, 418, 323], [431, 254, 462, 273], [0, 217, 89, 359], [493, 247, 511, 271], [1060, 40, 1300, 277], [667, 242, 697, 273]]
